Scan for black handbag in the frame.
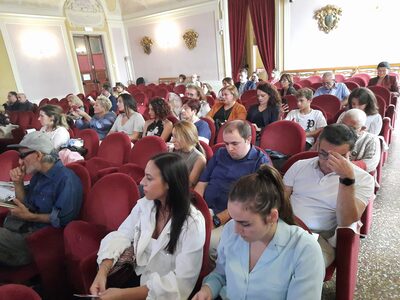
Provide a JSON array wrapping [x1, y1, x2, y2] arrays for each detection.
[[107, 246, 140, 289]]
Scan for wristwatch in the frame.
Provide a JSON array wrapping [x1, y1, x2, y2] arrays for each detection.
[[339, 177, 355, 186], [213, 215, 222, 227]]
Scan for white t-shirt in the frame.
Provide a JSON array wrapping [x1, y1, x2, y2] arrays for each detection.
[[40, 126, 70, 150], [109, 111, 145, 135], [283, 157, 374, 232], [285, 109, 327, 144]]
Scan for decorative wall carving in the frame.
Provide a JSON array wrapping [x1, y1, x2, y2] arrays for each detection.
[[140, 36, 153, 55], [182, 29, 199, 50], [314, 5, 342, 34], [64, 0, 105, 28]]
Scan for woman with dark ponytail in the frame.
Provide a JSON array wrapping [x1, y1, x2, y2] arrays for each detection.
[[91, 153, 206, 299], [193, 164, 324, 300]]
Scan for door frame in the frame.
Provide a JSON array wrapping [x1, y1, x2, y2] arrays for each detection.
[[69, 30, 115, 94]]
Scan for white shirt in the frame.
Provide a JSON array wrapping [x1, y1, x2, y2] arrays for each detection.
[[97, 198, 205, 300], [40, 126, 70, 149], [285, 109, 327, 144], [283, 157, 374, 232], [110, 111, 145, 135], [197, 100, 211, 118]]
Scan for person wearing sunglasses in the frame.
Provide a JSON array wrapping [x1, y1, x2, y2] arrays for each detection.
[[314, 72, 350, 106], [0, 131, 83, 267], [283, 124, 374, 267]]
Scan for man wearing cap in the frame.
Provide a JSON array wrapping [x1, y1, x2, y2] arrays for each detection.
[[0, 131, 83, 266], [368, 61, 399, 94]]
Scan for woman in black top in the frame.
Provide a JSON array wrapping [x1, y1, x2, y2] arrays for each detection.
[[247, 82, 281, 131], [279, 73, 296, 97]]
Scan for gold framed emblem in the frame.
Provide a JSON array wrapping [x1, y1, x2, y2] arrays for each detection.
[[314, 5, 342, 34]]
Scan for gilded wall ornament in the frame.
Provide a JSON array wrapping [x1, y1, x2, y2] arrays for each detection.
[[183, 29, 199, 50], [314, 5, 342, 34], [140, 36, 153, 55]]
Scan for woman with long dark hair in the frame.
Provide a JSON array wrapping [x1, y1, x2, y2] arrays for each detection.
[[108, 93, 145, 142], [90, 153, 206, 299], [143, 97, 173, 141], [193, 164, 324, 300]]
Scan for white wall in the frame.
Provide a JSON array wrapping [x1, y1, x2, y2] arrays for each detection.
[[1, 19, 78, 102], [125, 5, 220, 84], [284, 0, 400, 70]]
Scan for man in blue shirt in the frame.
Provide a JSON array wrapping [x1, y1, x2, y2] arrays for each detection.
[[314, 72, 350, 105], [0, 131, 83, 266], [235, 69, 257, 96], [195, 120, 270, 261]]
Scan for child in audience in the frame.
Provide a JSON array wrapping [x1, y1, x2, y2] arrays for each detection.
[[108, 93, 145, 142], [143, 97, 173, 141], [192, 164, 324, 300], [90, 153, 205, 299], [170, 121, 206, 187], [285, 88, 327, 149]]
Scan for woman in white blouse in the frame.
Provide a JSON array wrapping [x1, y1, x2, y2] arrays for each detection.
[[90, 152, 206, 299], [108, 93, 145, 142], [38, 104, 70, 149], [193, 165, 324, 300]]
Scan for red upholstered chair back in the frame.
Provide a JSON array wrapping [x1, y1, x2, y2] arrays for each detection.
[[346, 77, 366, 87], [17, 111, 35, 129], [118, 163, 145, 184], [307, 75, 322, 83], [216, 120, 257, 145], [368, 85, 391, 107], [385, 105, 396, 138], [0, 284, 41, 300], [298, 79, 312, 88], [82, 173, 139, 231], [66, 162, 91, 218], [283, 94, 298, 111], [260, 120, 306, 156], [352, 73, 370, 85], [344, 81, 360, 91], [39, 98, 49, 107], [154, 87, 169, 99], [312, 94, 341, 123], [280, 151, 318, 175], [335, 74, 345, 82], [97, 132, 131, 165], [200, 117, 216, 146], [173, 84, 186, 96], [76, 128, 99, 159], [49, 98, 59, 104], [240, 89, 258, 110], [311, 82, 323, 90], [199, 140, 213, 161], [0, 150, 19, 181], [375, 94, 387, 118], [129, 135, 168, 170]]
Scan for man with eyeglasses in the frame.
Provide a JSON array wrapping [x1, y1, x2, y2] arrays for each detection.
[[283, 124, 374, 267], [314, 72, 350, 106], [0, 131, 82, 266]]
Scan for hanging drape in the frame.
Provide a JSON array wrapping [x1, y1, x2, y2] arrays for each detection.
[[248, 0, 275, 78], [228, 0, 249, 79]]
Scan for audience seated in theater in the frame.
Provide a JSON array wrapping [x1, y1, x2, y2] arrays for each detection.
[[16, 93, 34, 112], [1, 132, 82, 266], [190, 73, 202, 87], [222, 77, 234, 87], [90, 153, 205, 299], [101, 83, 117, 113], [108, 93, 145, 142], [180, 99, 211, 144], [176, 74, 186, 86], [66, 94, 85, 121], [193, 165, 324, 300], [167, 92, 183, 119], [368, 61, 399, 95], [143, 97, 173, 141], [115, 82, 130, 96], [235, 68, 257, 96], [2, 91, 20, 111], [207, 85, 247, 130], [246, 82, 281, 132], [185, 84, 210, 118], [337, 87, 382, 135], [314, 72, 350, 105], [38, 104, 70, 150], [195, 120, 270, 263], [170, 121, 206, 187], [279, 73, 297, 98], [338, 109, 380, 173], [284, 124, 374, 267], [285, 88, 327, 149], [75, 96, 117, 140]]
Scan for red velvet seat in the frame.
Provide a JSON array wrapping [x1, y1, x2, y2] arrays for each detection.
[[200, 117, 216, 146], [346, 77, 366, 87], [283, 94, 297, 111], [312, 94, 342, 124], [240, 89, 257, 110], [63, 173, 140, 294], [368, 85, 391, 107], [0, 150, 19, 181], [173, 84, 186, 96], [199, 140, 213, 161], [344, 81, 360, 91], [384, 104, 396, 143], [76, 129, 99, 159], [0, 284, 41, 300], [375, 94, 387, 118], [259, 120, 306, 157]]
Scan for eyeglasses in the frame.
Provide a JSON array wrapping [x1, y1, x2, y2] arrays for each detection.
[[19, 150, 36, 159], [318, 150, 347, 160], [322, 81, 334, 87]]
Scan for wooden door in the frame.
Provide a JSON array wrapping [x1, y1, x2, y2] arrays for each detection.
[[73, 35, 110, 96]]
